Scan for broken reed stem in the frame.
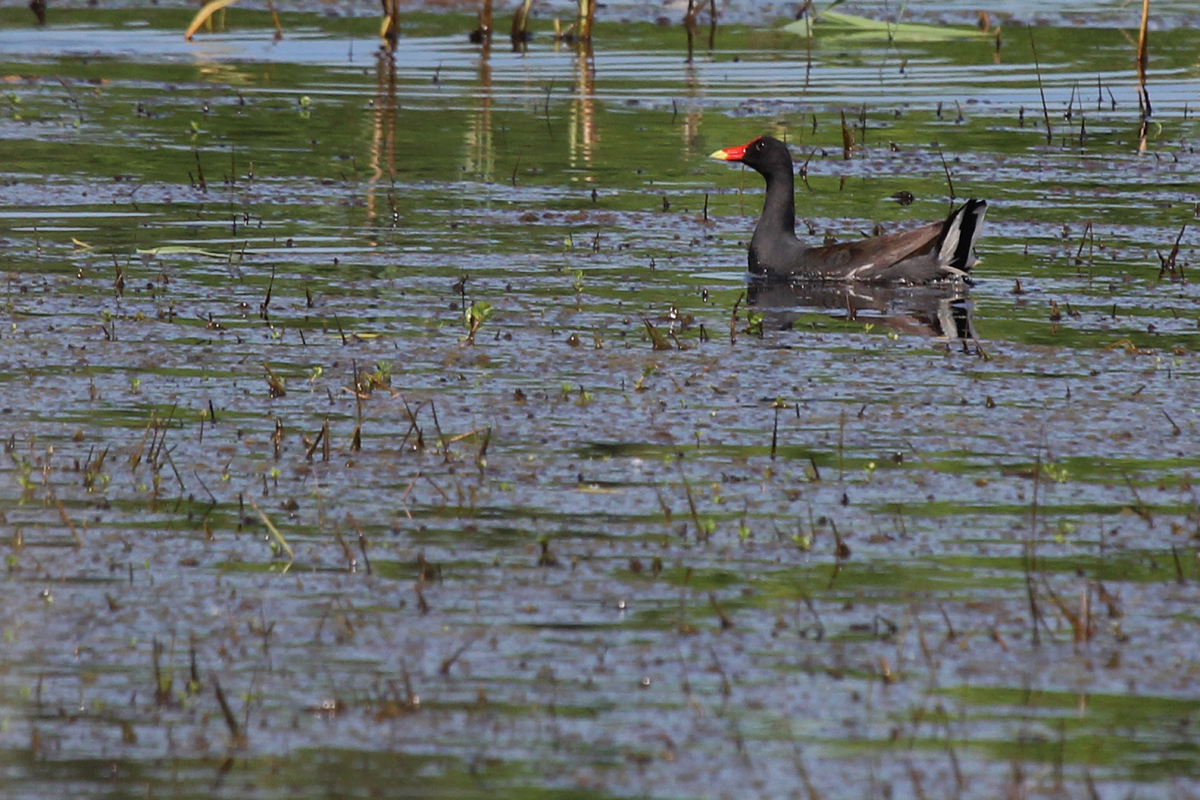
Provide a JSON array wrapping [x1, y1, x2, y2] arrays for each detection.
[[429, 399, 449, 460], [511, 0, 533, 44], [935, 143, 956, 200], [247, 496, 294, 563], [305, 420, 328, 461], [212, 676, 245, 747], [1073, 220, 1095, 265], [840, 110, 854, 160], [439, 631, 483, 676], [770, 405, 779, 460], [729, 291, 745, 344], [1040, 575, 1095, 644], [193, 148, 208, 192], [351, 359, 363, 452], [478, 0, 493, 37], [152, 637, 170, 706], [1157, 221, 1187, 280], [1025, 446, 1043, 646], [1136, 0, 1152, 118], [380, 0, 400, 48], [333, 525, 356, 570], [265, 0, 283, 40], [677, 456, 706, 541], [260, 264, 275, 320], [56, 495, 82, 548], [347, 513, 373, 576], [1027, 25, 1053, 145], [837, 406, 846, 483], [577, 0, 595, 41]]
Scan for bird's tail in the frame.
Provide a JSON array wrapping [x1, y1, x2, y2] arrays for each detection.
[[936, 199, 988, 275]]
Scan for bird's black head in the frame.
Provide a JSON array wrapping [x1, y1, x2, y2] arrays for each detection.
[[709, 136, 791, 175]]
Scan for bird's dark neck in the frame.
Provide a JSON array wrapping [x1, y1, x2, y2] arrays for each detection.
[[756, 164, 796, 241]]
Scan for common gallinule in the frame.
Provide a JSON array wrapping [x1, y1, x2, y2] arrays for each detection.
[[711, 136, 987, 284]]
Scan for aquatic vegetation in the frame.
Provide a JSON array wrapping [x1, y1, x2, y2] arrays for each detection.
[[1, 3, 1199, 799]]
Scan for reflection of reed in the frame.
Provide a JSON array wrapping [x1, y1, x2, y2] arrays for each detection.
[[569, 43, 596, 170], [680, 61, 702, 158], [366, 46, 398, 226], [463, 41, 495, 181], [682, 0, 717, 63]]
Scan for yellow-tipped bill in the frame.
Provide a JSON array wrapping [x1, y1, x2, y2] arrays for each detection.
[[709, 139, 755, 162], [705, 143, 744, 160]]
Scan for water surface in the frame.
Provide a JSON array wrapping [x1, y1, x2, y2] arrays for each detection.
[[1, 2, 1199, 798]]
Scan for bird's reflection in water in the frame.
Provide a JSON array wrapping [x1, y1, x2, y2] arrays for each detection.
[[747, 280, 977, 344]]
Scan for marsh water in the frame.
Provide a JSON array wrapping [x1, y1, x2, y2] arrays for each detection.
[[1, 1, 1200, 797]]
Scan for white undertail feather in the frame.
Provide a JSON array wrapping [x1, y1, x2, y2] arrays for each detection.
[[938, 200, 988, 275], [937, 213, 963, 267]]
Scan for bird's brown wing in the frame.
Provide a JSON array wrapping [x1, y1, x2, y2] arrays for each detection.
[[797, 222, 944, 280]]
